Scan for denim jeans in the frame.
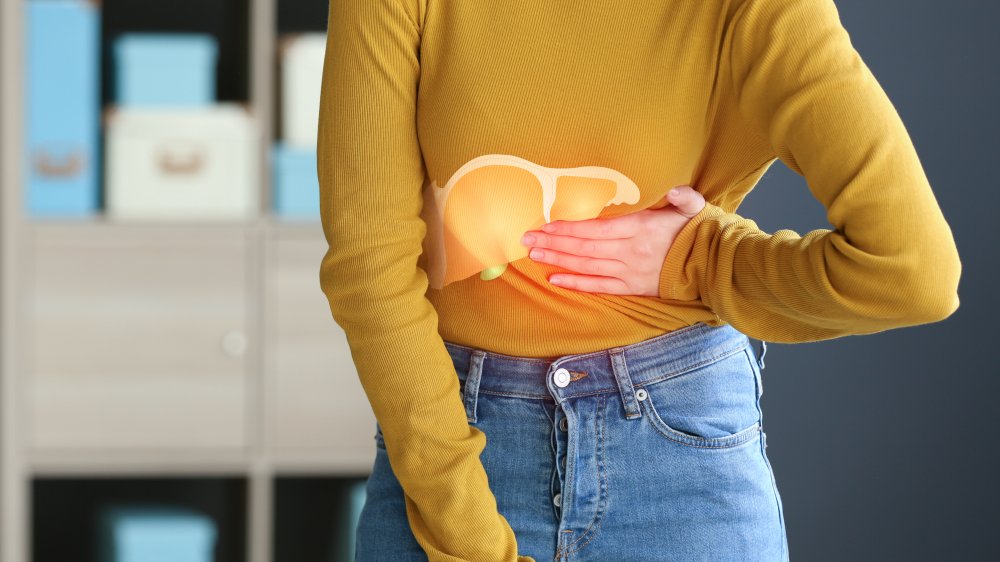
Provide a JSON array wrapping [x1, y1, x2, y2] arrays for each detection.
[[355, 321, 788, 561]]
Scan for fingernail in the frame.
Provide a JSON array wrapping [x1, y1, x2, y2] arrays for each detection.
[[521, 233, 536, 245], [669, 188, 679, 197], [530, 248, 544, 259], [549, 276, 562, 285], [541, 223, 555, 233]]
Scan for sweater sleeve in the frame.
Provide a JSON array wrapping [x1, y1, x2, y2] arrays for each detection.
[[656, 0, 962, 343], [316, 1, 534, 560]]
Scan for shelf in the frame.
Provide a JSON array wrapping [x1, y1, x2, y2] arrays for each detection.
[[32, 476, 248, 562], [29, 451, 254, 477], [273, 475, 368, 562], [24, 217, 262, 238], [22, 213, 321, 234], [0, 0, 362, 560], [100, 0, 251, 105]]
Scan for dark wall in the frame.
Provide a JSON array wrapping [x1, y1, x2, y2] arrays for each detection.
[[739, 1, 999, 559]]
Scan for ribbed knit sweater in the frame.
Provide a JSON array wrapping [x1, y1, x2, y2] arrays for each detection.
[[316, 0, 962, 560]]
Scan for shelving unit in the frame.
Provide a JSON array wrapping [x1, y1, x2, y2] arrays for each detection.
[[0, 0, 376, 560]]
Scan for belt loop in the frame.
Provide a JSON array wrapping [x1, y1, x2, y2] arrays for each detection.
[[463, 350, 486, 424], [609, 348, 642, 420]]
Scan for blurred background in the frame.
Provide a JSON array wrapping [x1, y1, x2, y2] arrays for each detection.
[[0, 0, 995, 561]]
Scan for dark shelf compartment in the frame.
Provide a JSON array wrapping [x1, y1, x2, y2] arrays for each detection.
[[273, 475, 369, 562], [32, 475, 247, 562], [277, 0, 330, 34], [99, 0, 251, 106]]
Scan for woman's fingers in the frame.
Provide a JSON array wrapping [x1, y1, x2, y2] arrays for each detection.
[[539, 212, 640, 239], [520, 231, 626, 259], [547, 271, 633, 295], [527, 246, 628, 278], [666, 185, 706, 218]]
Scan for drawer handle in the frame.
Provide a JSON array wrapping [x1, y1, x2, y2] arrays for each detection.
[[157, 144, 206, 175], [221, 330, 247, 357], [33, 148, 85, 178]]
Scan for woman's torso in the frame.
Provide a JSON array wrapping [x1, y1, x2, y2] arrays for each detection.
[[413, 0, 776, 357]]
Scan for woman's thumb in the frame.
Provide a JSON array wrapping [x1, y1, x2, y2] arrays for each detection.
[[666, 185, 705, 218]]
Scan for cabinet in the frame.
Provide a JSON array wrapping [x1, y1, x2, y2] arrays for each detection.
[[0, 0, 375, 560], [264, 228, 376, 462], [26, 227, 251, 451]]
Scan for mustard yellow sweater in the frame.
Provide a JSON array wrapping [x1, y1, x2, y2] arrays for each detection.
[[317, 0, 962, 559]]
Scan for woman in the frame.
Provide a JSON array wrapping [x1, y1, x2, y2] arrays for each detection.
[[317, 0, 962, 560]]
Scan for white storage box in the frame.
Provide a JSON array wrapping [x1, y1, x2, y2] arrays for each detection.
[[279, 33, 326, 148], [105, 104, 260, 220]]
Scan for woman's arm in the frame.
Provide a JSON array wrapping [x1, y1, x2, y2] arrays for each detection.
[[317, 0, 532, 560], [658, 0, 962, 343]]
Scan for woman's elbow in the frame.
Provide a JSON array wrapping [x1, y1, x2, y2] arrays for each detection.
[[895, 244, 963, 324]]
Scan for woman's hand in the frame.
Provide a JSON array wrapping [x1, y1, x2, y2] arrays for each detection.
[[519, 185, 706, 297]]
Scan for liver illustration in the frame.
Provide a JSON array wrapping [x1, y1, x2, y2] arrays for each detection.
[[420, 154, 641, 290]]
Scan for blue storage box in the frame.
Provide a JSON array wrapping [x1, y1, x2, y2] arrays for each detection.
[[114, 33, 218, 107], [98, 505, 217, 562], [25, 0, 101, 217], [345, 480, 367, 561], [272, 142, 319, 218]]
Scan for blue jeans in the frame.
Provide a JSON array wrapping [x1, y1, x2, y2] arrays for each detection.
[[355, 321, 788, 561]]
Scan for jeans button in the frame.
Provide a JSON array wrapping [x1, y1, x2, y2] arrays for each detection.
[[553, 368, 571, 388], [558, 417, 568, 431], [553, 492, 562, 507]]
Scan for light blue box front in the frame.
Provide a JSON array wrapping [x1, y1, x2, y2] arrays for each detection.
[[25, 0, 101, 217], [344, 480, 367, 562], [114, 33, 218, 107], [99, 506, 217, 562], [272, 142, 320, 218]]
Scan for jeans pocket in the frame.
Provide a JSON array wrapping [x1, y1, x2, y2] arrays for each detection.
[[638, 344, 762, 449]]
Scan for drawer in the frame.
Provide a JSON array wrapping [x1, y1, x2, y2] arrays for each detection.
[[25, 229, 250, 451], [264, 230, 375, 456]]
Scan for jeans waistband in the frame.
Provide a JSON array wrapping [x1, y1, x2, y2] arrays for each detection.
[[445, 321, 752, 422]]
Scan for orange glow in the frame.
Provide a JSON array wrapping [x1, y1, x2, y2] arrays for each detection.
[[421, 154, 640, 289]]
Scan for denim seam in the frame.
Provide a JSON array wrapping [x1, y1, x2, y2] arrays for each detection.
[[543, 400, 561, 523], [445, 323, 738, 376], [476, 342, 747, 402], [552, 321, 707, 366], [442, 322, 709, 371], [456, 322, 708, 366], [761, 431, 788, 559], [640, 394, 762, 449], [635, 341, 748, 389], [477, 388, 552, 400], [558, 393, 609, 558], [744, 346, 764, 424], [654, 419, 761, 449], [624, 338, 748, 376]]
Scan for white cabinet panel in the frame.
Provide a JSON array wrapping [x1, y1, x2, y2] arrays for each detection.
[[26, 229, 250, 450], [265, 230, 375, 456]]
